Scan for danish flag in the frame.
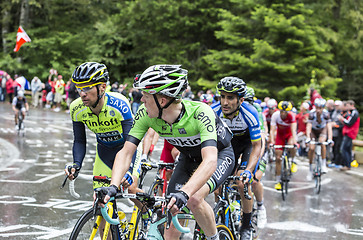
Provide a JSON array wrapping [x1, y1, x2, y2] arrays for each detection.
[[14, 26, 31, 52]]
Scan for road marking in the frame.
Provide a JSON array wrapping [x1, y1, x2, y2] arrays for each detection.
[[267, 221, 326, 232], [263, 178, 332, 193], [0, 172, 64, 183], [335, 223, 363, 236], [0, 225, 73, 239]]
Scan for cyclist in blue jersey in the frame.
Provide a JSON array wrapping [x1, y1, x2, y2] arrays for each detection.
[[213, 77, 262, 240]]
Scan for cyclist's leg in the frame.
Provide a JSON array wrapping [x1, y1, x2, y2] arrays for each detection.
[[319, 129, 328, 172]]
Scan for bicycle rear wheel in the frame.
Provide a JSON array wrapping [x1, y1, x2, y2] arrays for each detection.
[[216, 224, 234, 240], [69, 207, 119, 240]]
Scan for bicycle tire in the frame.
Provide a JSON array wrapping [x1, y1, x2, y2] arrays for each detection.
[[132, 211, 146, 240], [213, 201, 226, 226], [148, 179, 164, 197], [216, 224, 234, 240], [69, 207, 119, 240], [314, 157, 322, 194]]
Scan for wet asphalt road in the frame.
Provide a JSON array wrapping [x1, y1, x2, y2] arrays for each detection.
[[0, 102, 363, 239]]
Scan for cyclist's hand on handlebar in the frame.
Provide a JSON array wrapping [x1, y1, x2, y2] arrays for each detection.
[[327, 139, 334, 146], [241, 170, 253, 184], [94, 184, 118, 208], [121, 171, 134, 188], [64, 163, 80, 180], [305, 138, 311, 144], [167, 190, 189, 215]]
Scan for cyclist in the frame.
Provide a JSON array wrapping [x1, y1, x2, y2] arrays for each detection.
[[12, 90, 29, 130], [99, 64, 235, 240], [262, 98, 278, 134], [200, 93, 214, 106], [270, 101, 297, 190], [213, 77, 262, 239], [65, 62, 144, 202], [305, 98, 333, 178], [243, 86, 268, 229]]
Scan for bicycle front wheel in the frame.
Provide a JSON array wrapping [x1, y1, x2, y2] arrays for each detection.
[[314, 157, 322, 194], [69, 207, 119, 240], [148, 179, 164, 197], [217, 224, 234, 240]]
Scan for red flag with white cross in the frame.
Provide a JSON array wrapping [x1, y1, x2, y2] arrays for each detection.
[[14, 26, 31, 52]]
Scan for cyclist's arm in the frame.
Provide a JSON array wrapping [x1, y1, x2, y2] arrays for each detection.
[[72, 121, 87, 168], [181, 145, 218, 197], [110, 140, 138, 187], [327, 121, 333, 141], [291, 122, 297, 144], [306, 122, 312, 140], [246, 139, 262, 174], [270, 124, 276, 144], [25, 102, 29, 111], [121, 118, 133, 140]]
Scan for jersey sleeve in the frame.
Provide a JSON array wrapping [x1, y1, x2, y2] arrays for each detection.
[[242, 103, 261, 141], [127, 104, 151, 144], [270, 111, 278, 126], [194, 103, 217, 148]]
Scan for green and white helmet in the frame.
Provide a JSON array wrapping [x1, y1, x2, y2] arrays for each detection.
[[133, 64, 188, 99], [244, 86, 255, 102]]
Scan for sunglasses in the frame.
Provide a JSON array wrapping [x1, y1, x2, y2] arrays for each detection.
[[76, 82, 103, 93]]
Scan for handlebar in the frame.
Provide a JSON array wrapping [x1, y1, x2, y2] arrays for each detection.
[[99, 192, 190, 233], [308, 141, 331, 145], [225, 175, 251, 200], [272, 144, 296, 149]]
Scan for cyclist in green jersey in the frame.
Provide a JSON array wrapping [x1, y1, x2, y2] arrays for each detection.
[[99, 64, 236, 240]]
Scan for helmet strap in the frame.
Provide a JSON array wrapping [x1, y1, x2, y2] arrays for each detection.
[[91, 85, 104, 109], [153, 94, 175, 119]]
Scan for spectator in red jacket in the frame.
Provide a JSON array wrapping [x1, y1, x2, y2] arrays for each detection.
[[5, 74, 14, 104], [308, 87, 322, 110], [338, 100, 360, 171]]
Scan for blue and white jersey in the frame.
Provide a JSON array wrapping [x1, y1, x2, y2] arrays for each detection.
[[211, 101, 261, 142]]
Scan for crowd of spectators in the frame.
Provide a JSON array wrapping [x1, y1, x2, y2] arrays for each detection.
[[0, 70, 360, 169]]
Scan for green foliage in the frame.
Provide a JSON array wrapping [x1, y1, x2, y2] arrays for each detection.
[[0, 0, 361, 109]]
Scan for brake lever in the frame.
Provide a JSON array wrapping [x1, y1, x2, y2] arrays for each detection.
[[60, 174, 68, 189], [166, 209, 172, 230]]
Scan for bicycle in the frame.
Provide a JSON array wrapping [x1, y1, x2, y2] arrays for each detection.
[[148, 162, 175, 197], [214, 175, 257, 240], [273, 144, 296, 201], [62, 161, 158, 240], [309, 140, 330, 194], [102, 191, 234, 240], [16, 110, 25, 136]]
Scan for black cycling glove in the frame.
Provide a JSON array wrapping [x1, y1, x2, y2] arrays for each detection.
[[170, 190, 189, 210], [98, 185, 118, 203]]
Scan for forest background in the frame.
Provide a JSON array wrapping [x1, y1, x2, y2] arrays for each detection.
[[0, 0, 362, 111]]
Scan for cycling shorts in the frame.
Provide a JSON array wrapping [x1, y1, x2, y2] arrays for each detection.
[[93, 143, 142, 189], [310, 127, 327, 140], [232, 138, 253, 172], [275, 132, 293, 150], [160, 139, 175, 163], [167, 144, 235, 195]]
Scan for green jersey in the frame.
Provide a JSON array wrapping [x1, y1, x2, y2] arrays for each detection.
[[128, 100, 231, 160]]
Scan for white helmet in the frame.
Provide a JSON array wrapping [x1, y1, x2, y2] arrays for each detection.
[[133, 65, 188, 99], [267, 98, 277, 109], [314, 98, 326, 108], [17, 90, 24, 98]]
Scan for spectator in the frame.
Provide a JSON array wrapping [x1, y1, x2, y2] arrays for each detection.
[[182, 86, 194, 100], [329, 100, 344, 168], [308, 87, 322, 110], [31, 76, 42, 108], [54, 75, 65, 112], [0, 73, 6, 102], [65, 79, 78, 111], [338, 100, 360, 171], [131, 88, 142, 115], [296, 101, 310, 156], [110, 82, 119, 92], [5, 74, 14, 104]]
